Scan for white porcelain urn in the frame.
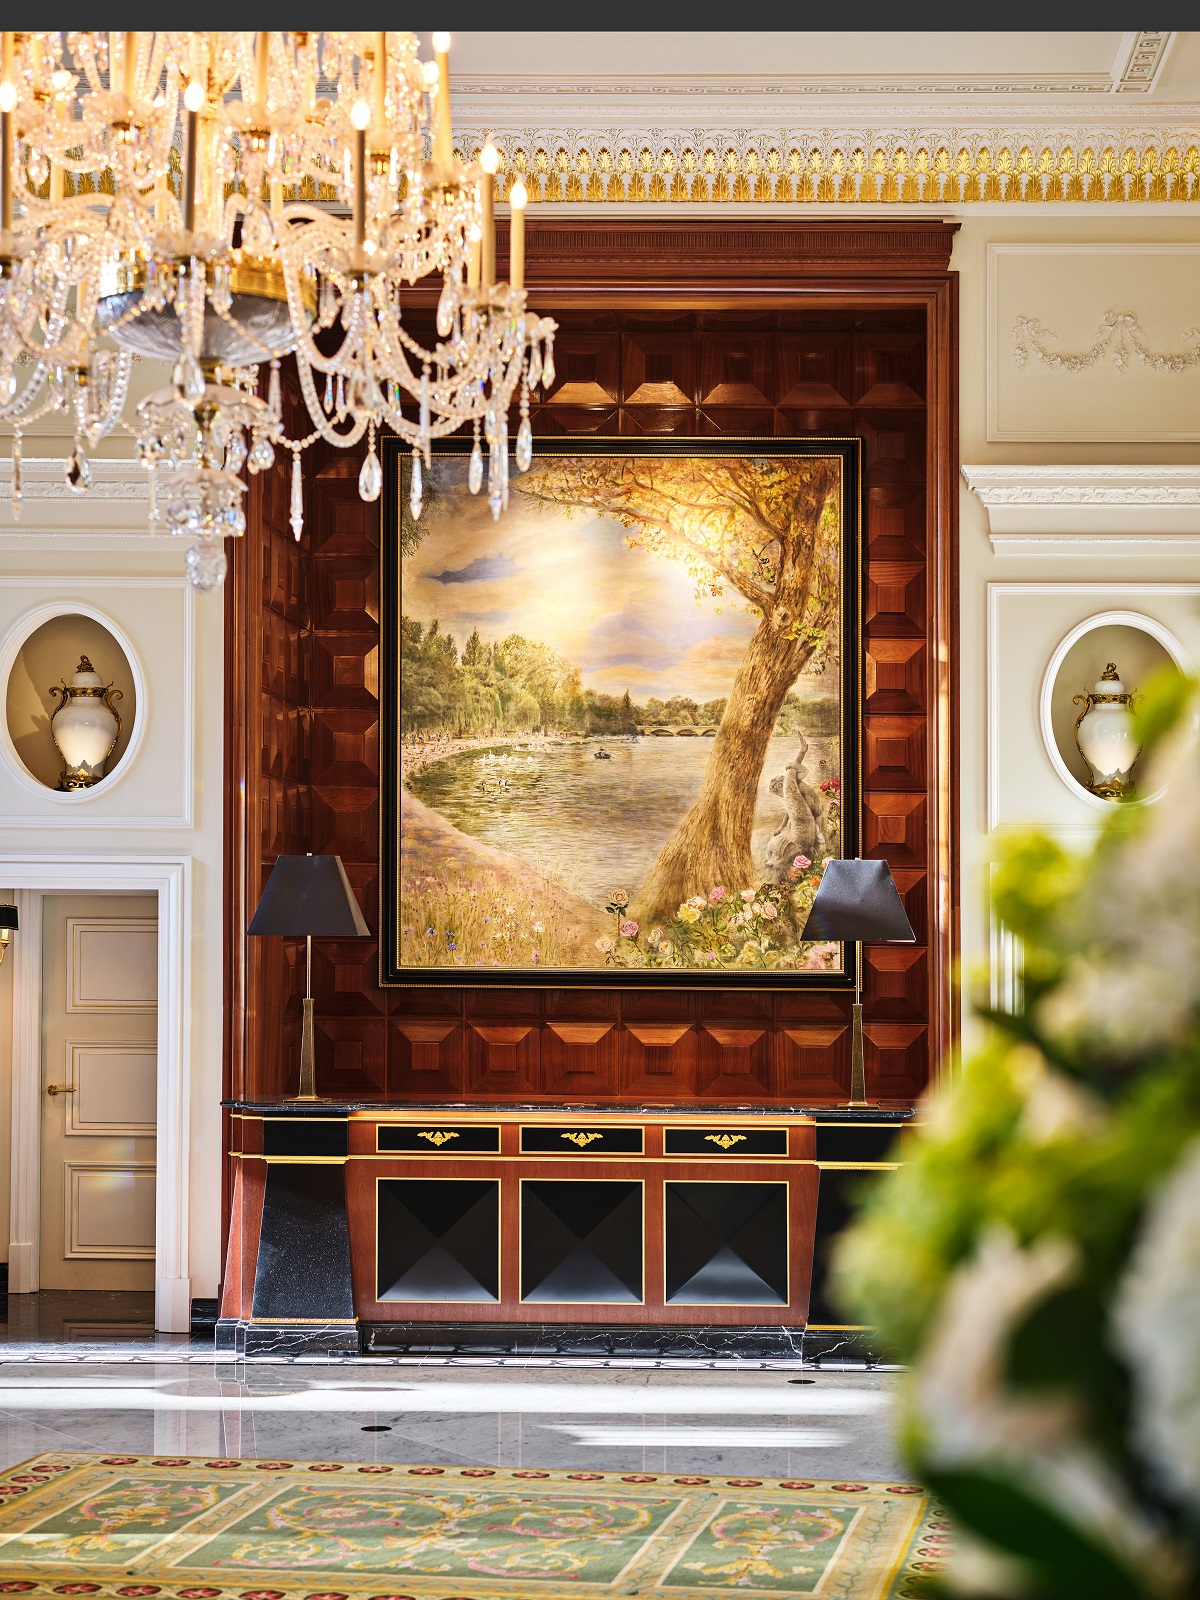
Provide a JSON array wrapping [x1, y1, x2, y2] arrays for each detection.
[[48, 655, 124, 791], [1073, 662, 1140, 801]]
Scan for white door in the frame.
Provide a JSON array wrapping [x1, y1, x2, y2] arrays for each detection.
[[39, 894, 158, 1291]]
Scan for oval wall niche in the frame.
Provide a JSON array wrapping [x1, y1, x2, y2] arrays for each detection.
[[1040, 612, 1188, 810], [4, 613, 139, 796]]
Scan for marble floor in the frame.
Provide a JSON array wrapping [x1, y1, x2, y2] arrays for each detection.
[[0, 1294, 908, 1482], [0, 1362, 905, 1481]]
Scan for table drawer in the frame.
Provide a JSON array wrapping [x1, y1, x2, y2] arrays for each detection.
[[519, 1125, 644, 1156], [663, 1126, 788, 1157], [377, 1124, 501, 1154]]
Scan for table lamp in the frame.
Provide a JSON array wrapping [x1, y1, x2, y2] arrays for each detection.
[[247, 854, 369, 1102], [0, 904, 17, 969], [799, 858, 915, 1108]]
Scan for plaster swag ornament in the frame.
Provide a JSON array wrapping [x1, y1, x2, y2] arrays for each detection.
[[1011, 311, 1200, 374]]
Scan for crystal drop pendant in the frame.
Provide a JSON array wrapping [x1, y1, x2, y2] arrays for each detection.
[[66, 445, 93, 493], [541, 340, 556, 390], [515, 417, 533, 473], [290, 451, 304, 540], [410, 453, 423, 520], [185, 539, 228, 593], [323, 371, 334, 411], [436, 281, 456, 338], [173, 351, 205, 404], [358, 449, 382, 502], [526, 344, 542, 390], [468, 439, 483, 495], [267, 362, 282, 420]]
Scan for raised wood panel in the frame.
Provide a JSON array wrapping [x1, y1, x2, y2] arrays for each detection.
[[863, 793, 928, 865], [864, 946, 929, 1020], [776, 1024, 850, 1099], [465, 1022, 541, 1097], [228, 221, 957, 1126], [389, 1020, 464, 1096], [864, 715, 927, 790], [864, 1022, 927, 1098]]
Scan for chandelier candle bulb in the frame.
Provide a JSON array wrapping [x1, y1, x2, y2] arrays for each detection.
[[181, 80, 205, 237], [350, 100, 370, 264], [480, 140, 500, 292], [0, 32, 12, 238], [509, 179, 527, 291], [373, 32, 387, 134], [432, 33, 453, 171], [254, 32, 270, 117], [467, 230, 481, 290], [122, 32, 138, 103]]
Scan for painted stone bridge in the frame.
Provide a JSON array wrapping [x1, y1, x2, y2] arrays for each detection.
[[635, 724, 719, 737]]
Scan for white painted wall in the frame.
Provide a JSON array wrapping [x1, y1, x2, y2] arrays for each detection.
[[0, 485, 224, 1321], [954, 211, 1200, 1059]]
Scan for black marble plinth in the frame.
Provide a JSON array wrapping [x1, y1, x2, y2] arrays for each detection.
[[215, 1317, 362, 1358]]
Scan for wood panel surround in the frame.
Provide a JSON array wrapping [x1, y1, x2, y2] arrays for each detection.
[[224, 222, 959, 1137]]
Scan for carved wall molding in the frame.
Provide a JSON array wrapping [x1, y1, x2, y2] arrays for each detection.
[[448, 121, 1200, 206], [0, 456, 161, 539], [1012, 311, 1200, 373], [963, 466, 1200, 551]]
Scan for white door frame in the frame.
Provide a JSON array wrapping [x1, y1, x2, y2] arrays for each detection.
[[0, 855, 192, 1332]]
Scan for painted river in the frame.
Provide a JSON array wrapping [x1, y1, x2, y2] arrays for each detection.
[[407, 733, 839, 911]]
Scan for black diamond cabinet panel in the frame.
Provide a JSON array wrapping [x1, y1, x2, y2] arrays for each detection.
[[520, 1180, 643, 1304], [376, 1178, 500, 1303], [664, 1181, 788, 1306]]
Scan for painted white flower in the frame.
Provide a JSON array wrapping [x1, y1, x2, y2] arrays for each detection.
[[1112, 1136, 1200, 1517]]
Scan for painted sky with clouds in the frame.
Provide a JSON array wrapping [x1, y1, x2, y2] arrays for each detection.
[[403, 459, 770, 703]]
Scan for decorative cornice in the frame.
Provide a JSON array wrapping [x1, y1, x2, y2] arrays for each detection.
[[963, 465, 1200, 552], [0, 456, 161, 540], [455, 120, 1200, 206]]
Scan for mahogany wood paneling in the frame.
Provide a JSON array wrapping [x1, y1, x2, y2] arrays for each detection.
[[227, 220, 958, 1114]]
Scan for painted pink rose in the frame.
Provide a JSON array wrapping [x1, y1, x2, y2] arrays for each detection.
[[740, 888, 756, 901], [619, 919, 638, 938], [793, 854, 812, 870], [760, 903, 778, 919], [708, 886, 726, 902]]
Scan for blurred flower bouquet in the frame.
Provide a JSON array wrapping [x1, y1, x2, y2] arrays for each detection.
[[833, 674, 1200, 1599]]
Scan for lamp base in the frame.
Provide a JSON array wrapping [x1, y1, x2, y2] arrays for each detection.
[[843, 1001, 873, 1110], [287, 997, 324, 1103]]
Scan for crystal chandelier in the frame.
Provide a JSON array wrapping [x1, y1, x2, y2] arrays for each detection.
[[0, 31, 556, 588]]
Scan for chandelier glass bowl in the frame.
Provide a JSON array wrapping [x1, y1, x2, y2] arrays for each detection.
[[0, 30, 555, 587]]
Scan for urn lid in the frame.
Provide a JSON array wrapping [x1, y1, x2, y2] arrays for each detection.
[[67, 655, 104, 689], [1094, 661, 1129, 696]]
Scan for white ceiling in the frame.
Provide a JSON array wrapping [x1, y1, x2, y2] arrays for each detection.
[[435, 31, 1200, 113]]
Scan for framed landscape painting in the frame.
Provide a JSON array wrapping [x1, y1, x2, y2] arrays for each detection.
[[380, 436, 860, 987]]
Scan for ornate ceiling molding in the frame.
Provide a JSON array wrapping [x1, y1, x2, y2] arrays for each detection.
[[455, 120, 1200, 206], [963, 466, 1200, 553], [0, 457, 160, 539]]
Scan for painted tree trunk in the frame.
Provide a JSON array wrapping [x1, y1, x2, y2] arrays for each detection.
[[635, 612, 812, 925]]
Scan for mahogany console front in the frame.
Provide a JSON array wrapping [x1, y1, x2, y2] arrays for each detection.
[[218, 1101, 911, 1358]]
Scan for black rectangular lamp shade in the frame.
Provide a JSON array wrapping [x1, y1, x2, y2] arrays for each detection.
[[799, 858, 915, 944], [0, 905, 17, 933], [247, 855, 369, 939]]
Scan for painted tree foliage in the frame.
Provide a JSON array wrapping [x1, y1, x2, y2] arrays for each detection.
[[515, 454, 842, 921]]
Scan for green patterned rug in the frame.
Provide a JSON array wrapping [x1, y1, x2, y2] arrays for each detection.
[[0, 1454, 949, 1599]]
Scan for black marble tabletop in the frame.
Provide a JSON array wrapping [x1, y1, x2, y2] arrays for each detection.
[[224, 1099, 915, 1121]]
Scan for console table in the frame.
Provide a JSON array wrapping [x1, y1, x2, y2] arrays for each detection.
[[218, 1101, 912, 1358]]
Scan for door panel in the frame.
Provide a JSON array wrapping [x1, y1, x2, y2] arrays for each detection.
[[41, 894, 157, 1290]]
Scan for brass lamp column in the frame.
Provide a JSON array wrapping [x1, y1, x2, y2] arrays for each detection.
[[799, 858, 916, 1108], [247, 855, 369, 1102]]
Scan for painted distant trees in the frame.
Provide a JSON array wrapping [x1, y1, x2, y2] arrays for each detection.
[[515, 455, 842, 921]]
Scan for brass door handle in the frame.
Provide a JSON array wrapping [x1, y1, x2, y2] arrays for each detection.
[[46, 1084, 75, 1096]]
